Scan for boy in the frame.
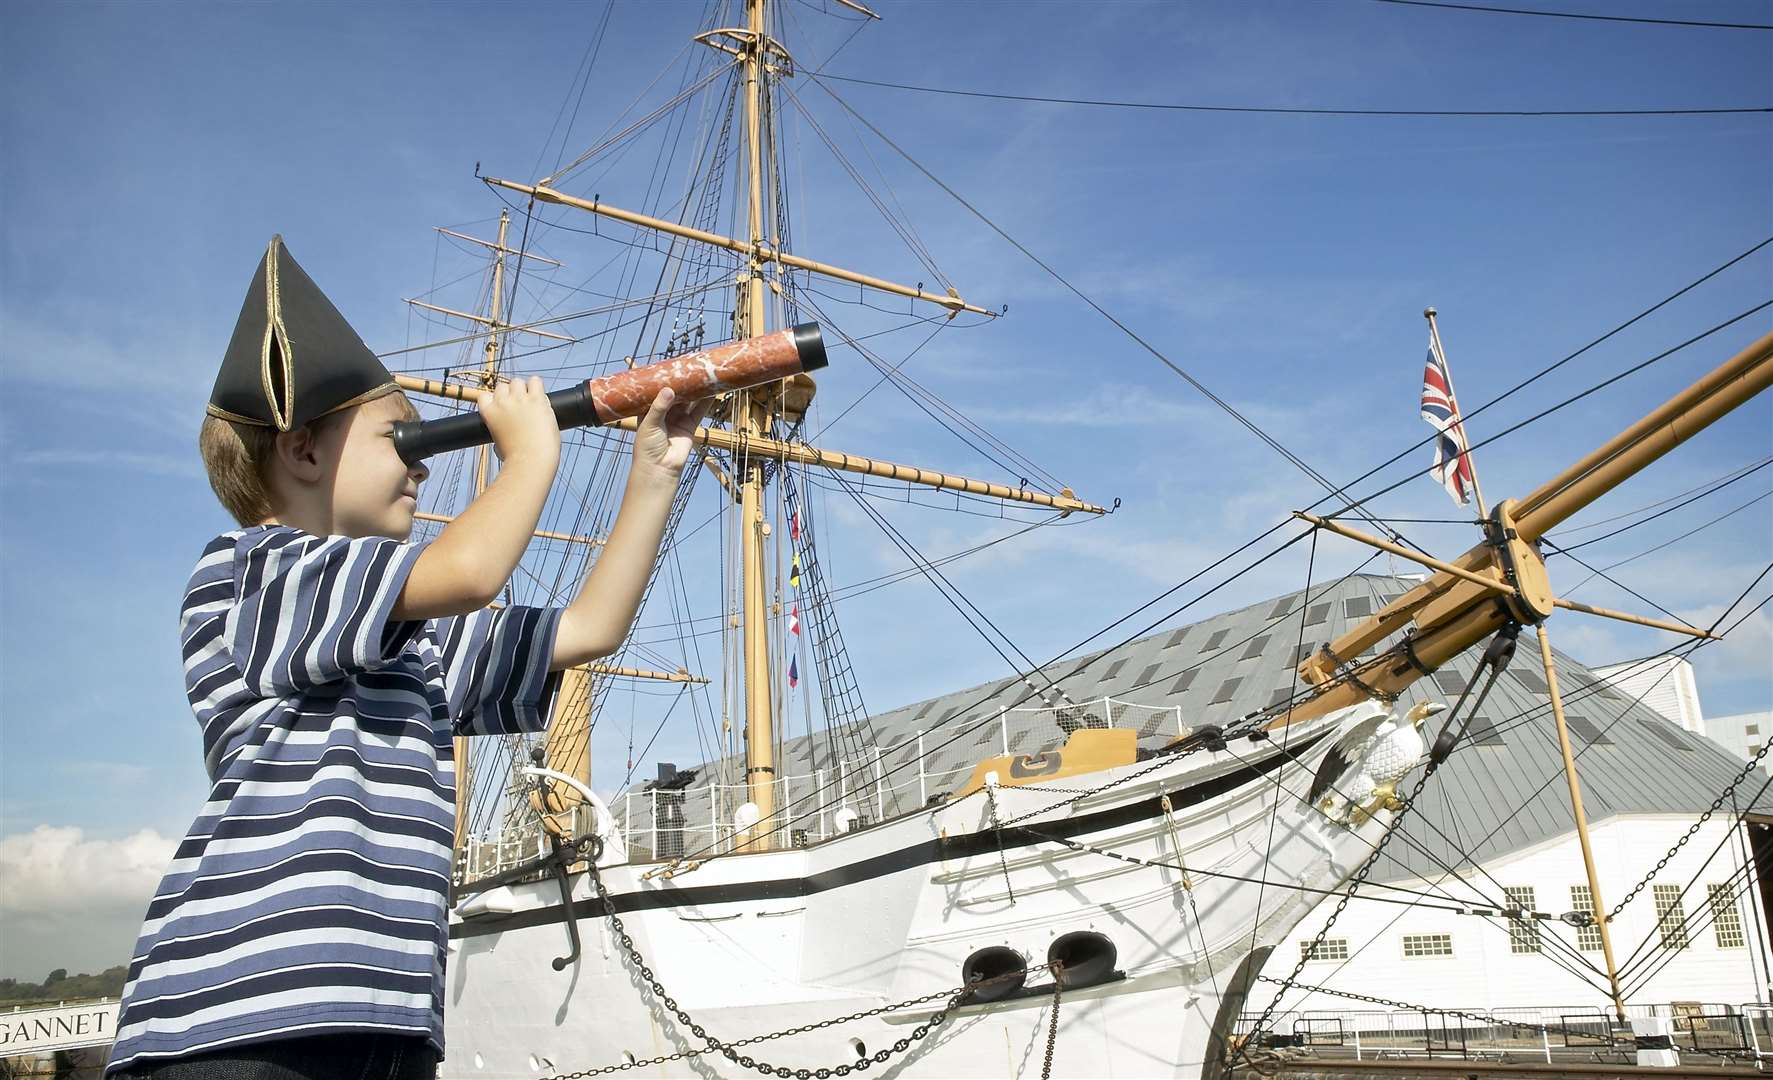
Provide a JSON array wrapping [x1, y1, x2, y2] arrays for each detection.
[[107, 237, 707, 1079]]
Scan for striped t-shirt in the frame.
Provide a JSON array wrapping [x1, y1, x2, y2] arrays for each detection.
[[107, 526, 562, 1072]]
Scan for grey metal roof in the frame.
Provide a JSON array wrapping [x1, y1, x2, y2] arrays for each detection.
[[619, 574, 1769, 876]]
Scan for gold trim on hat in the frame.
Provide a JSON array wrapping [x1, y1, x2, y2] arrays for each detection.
[[260, 237, 296, 431]]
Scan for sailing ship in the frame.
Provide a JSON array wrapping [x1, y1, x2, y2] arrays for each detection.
[[371, 3, 1773, 1076]]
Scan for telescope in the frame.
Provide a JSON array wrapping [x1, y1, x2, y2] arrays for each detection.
[[392, 323, 827, 465]]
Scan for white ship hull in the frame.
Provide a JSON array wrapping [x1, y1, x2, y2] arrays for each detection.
[[444, 703, 1398, 1078]]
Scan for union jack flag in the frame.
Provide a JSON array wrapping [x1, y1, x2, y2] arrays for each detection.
[[1421, 329, 1478, 507]]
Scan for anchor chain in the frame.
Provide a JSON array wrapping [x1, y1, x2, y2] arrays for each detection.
[[541, 859, 988, 1079], [1040, 963, 1064, 1080], [1229, 625, 1517, 1069], [1607, 735, 1773, 920]]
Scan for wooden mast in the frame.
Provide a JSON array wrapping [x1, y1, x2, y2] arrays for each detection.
[[733, 0, 777, 850], [396, 0, 1107, 858], [451, 209, 512, 856]]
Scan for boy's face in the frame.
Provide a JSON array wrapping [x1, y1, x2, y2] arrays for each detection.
[[322, 392, 429, 540]]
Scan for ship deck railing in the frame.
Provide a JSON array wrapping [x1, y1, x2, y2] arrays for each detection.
[[610, 694, 1189, 861]]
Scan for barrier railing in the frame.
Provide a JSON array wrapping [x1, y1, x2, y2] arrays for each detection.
[[612, 694, 1186, 859], [1247, 1003, 1770, 1064]]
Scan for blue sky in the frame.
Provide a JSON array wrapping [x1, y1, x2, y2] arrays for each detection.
[[2, 1, 1769, 979]]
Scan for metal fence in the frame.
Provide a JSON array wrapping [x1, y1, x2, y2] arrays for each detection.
[[613, 695, 1186, 861], [1240, 1002, 1773, 1064]]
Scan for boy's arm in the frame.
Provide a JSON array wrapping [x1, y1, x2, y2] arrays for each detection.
[[552, 388, 709, 670], [393, 377, 560, 621]]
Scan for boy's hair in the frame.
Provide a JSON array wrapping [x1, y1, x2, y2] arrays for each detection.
[[199, 415, 279, 526], [199, 392, 419, 526]]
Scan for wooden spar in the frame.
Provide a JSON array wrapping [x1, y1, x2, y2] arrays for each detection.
[[393, 373, 1105, 515], [412, 510, 603, 548], [1264, 331, 1772, 730], [1515, 329, 1773, 540], [481, 177, 994, 319], [433, 225, 562, 265], [580, 662, 709, 684], [1294, 511, 1718, 641], [1538, 625, 1628, 1022], [404, 298, 574, 342]]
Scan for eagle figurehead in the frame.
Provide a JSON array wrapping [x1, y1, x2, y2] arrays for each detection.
[[1307, 701, 1447, 826]]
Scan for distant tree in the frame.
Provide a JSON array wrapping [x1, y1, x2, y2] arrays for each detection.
[[44, 968, 67, 985]]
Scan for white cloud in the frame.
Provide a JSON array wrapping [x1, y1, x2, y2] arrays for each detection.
[[0, 826, 175, 980], [4, 448, 201, 479]]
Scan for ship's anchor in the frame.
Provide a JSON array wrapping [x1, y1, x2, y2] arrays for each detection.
[[521, 766, 607, 972]]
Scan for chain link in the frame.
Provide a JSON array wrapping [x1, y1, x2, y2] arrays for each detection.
[[1607, 735, 1773, 920], [540, 860, 1042, 1079], [1040, 965, 1064, 1080], [1230, 639, 1515, 1069]]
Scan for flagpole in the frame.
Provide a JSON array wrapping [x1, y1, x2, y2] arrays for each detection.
[[1425, 307, 1489, 521]]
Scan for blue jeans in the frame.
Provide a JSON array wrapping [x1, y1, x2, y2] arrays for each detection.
[[113, 1034, 437, 1080]]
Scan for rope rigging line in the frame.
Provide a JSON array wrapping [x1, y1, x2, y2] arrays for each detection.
[[1565, 489, 1772, 595], [1611, 766, 1773, 981], [1303, 234, 1771, 521], [1217, 714, 1616, 987], [533, 0, 617, 181], [1555, 454, 1773, 536], [795, 75, 1431, 560], [1541, 537, 1700, 629], [1365, 0, 1773, 31], [1555, 457, 1773, 555], [1229, 631, 1605, 1068], [817, 72, 1772, 116], [793, 292, 1069, 493], [1323, 296, 1773, 523]]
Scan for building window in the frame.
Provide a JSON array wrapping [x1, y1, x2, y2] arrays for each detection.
[[1505, 886, 1542, 954], [1240, 635, 1271, 662], [1709, 885, 1746, 949], [1512, 670, 1550, 695], [1402, 933, 1453, 958], [1170, 669, 1199, 695], [1464, 715, 1506, 746], [1639, 720, 1693, 752], [1564, 714, 1612, 746], [1344, 596, 1372, 618], [1210, 677, 1243, 704], [1747, 724, 1760, 737], [1653, 884, 1690, 950], [1164, 628, 1189, 649], [1300, 938, 1349, 962], [1570, 885, 1604, 952], [1268, 597, 1296, 620], [1200, 628, 1230, 653], [1306, 602, 1332, 627], [1136, 664, 1161, 686]]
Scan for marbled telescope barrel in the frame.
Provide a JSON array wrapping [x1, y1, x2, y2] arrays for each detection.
[[392, 323, 826, 464]]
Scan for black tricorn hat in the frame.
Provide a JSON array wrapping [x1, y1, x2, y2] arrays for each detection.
[[208, 235, 397, 431]]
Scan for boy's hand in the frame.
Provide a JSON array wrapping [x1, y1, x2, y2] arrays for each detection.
[[481, 376, 560, 468], [631, 387, 713, 488]]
